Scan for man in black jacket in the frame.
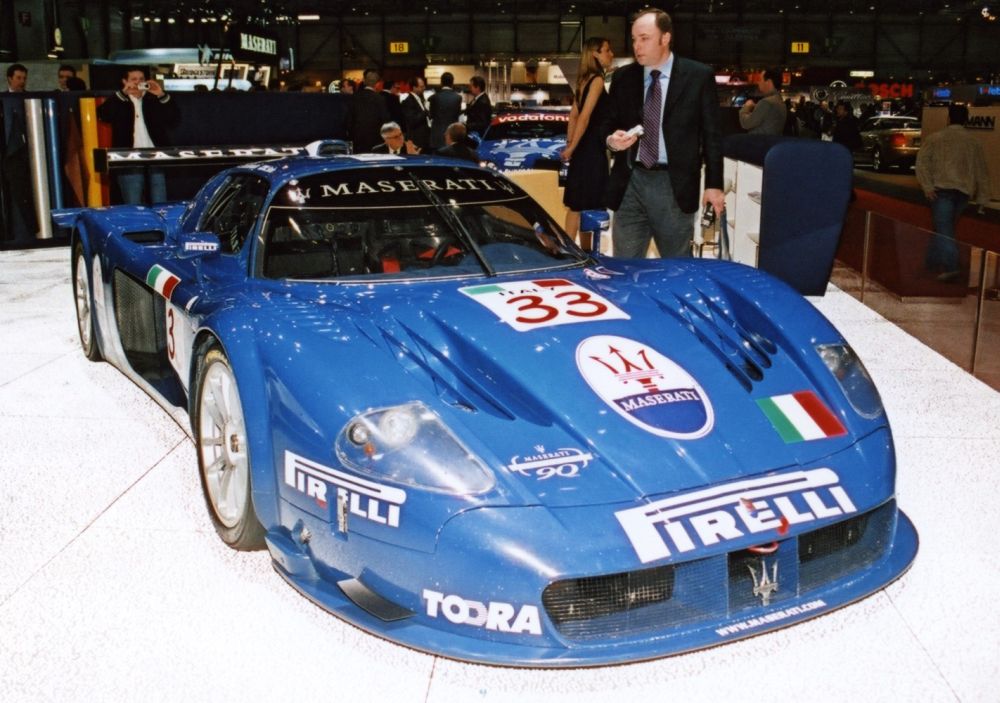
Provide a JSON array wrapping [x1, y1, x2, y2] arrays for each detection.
[[96, 66, 179, 204], [429, 72, 462, 149], [348, 69, 391, 154], [601, 9, 723, 258], [436, 122, 479, 163], [464, 75, 492, 136], [400, 75, 431, 151]]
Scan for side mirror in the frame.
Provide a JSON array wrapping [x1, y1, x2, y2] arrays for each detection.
[[178, 232, 222, 259]]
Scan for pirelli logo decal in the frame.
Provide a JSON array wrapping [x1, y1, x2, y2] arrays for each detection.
[[615, 468, 857, 563], [284, 451, 406, 527]]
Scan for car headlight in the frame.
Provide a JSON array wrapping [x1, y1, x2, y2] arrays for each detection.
[[815, 343, 883, 419], [336, 402, 494, 494]]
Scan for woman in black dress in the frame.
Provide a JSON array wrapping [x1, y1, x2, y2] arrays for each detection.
[[561, 37, 614, 248]]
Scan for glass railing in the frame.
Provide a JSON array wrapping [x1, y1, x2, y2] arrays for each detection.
[[831, 211, 1000, 391]]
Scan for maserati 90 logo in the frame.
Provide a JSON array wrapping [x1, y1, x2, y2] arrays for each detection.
[[749, 558, 779, 606]]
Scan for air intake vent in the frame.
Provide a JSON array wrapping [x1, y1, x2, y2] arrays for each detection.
[[654, 291, 776, 391]]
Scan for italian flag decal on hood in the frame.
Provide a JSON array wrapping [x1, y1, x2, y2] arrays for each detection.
[[146, 265, 180, 300], [756, 390, 847, 443]]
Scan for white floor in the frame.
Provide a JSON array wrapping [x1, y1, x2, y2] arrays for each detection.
[[1, 247, 997, 702]]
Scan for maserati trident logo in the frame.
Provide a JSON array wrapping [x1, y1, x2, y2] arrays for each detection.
[[576, 335, 714, 439], [749, 558, 779, 606]]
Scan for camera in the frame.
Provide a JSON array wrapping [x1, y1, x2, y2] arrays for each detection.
[[138, 82, 150, 91], [700, 203, 716, 229]]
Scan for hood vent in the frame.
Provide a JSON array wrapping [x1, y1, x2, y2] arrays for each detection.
[[654, 290, 776, 392]]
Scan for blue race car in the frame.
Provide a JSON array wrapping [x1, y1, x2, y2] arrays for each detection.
[[66, 149, 917, 667], [476, 110, 569, 180]]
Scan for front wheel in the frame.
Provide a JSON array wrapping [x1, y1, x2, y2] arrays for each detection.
[[72, 242, 102, 361], [193, 346, 265, 550]]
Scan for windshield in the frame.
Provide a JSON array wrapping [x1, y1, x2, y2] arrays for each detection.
[[482, 114, 568, 141], [258, 165, 586, 281]]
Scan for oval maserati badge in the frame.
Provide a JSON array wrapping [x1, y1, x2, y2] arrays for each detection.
[[576, 335, 714, 439]]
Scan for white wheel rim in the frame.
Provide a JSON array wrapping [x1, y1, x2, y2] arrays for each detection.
[[74, 253, 92, 349], [198, 360, 250, 528]]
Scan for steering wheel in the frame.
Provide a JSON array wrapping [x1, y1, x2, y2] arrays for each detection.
[[428, 239, 463, 266]]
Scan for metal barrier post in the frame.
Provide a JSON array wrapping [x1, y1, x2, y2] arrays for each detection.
[[971, 248, 988, 375], [860, 209, 871, 304], [25, 99, 53, 240], [43, 97, 64, 209]]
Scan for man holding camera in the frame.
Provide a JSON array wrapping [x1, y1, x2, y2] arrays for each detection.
[[97, 67, 179, 205]]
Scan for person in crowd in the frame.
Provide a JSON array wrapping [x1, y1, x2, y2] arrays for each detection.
[[380, 79, 405, 128], [831, 100, 862, 152], [916, 103, 991, 281], [1, 63, 37, 242], [782, 98, 800, 136], [429, 71, 462, 149], [436, 122, 479, 163], [340, 79, 356, 95], [561, 36, 614, 246], [96, 66, 179, 205], [347, 68, 390, 154], [601, 8, 724, 259], [57, 65, 77, 91], [738, 68, 786, 135], [400, 75, 431, 152], [371, 121, 420, 155], [464, 75, 492, 136], [814, 100, 834, 139]]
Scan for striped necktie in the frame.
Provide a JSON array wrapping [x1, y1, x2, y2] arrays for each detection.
[[638, 69, 661, 168]]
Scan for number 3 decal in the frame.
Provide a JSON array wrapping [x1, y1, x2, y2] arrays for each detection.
[[166, 307, 175, 359], [508, 295, 558, 324], [556, 290, 608, 318]]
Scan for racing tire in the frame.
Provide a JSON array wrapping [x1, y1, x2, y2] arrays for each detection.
[[872, 147, 887, 172], [193, 346, 266, 550], [72, 242, 102, 362]]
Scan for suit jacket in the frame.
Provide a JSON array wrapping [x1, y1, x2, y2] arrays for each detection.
[[601, 56, 722, 213], [436, 142, 479, 163], [380, 90, 405, 127], [400, 92, 431, 150], [347, 88, 391, 154], [371, 142, 418, 155], [465, 93, 492, 136], [96, 91, 180, 147], [428, 88, 462, 148]]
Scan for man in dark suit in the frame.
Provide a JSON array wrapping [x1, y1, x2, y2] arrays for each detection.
[[400, 75, 431, 152], [436, 122, 479, 163], [371, 122, 421, 155], [348, 68, 391, 154], [380, 79, 405, 128], [602, 8, 723, 259], [464, 75, 492, 136], [429, 72, 462, 149], [2, 63, 37, 242]]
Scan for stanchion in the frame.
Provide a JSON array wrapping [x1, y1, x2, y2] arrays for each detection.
[[25, 98, 53, 240]]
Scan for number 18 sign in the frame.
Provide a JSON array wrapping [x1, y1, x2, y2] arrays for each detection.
[[460, 278, 629, 332]]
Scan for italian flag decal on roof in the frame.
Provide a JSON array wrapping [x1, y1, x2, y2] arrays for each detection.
[[756, 390, 847, 443], [146, 264, 181, 300]]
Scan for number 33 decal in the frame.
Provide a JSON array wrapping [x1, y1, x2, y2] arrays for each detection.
[[507, 290, 609, 324], [460, 279, 629, 331]]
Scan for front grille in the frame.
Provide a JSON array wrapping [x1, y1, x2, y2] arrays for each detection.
[[799, 500, 895, 592], [543, 501, 895, 641], [542, 565, 675, 640]]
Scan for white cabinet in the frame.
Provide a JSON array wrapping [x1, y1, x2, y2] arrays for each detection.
[[723, 157, 763, 267]]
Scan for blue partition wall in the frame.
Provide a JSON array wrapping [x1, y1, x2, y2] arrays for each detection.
[[724, 134, 853, 296]]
